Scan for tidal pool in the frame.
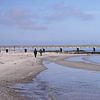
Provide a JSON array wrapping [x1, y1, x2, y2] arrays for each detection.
[[12, 61, 100, 100], [67, 55, 100, 65], [84, 55, 100, 64], [66, 56, 86, 62]]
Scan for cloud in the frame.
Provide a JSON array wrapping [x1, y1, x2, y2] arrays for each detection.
[[51, 3, 64, 10], [47, 3, 94, 21], [17, 20, 47, 30], [0, 5, 95, 31], [0, 9, 47, 30]]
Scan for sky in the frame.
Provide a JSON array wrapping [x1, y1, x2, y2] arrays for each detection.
[[0, 0, 100, 45]]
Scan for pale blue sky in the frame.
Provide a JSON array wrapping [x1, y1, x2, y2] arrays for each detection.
[[0, 0, 100, 45]]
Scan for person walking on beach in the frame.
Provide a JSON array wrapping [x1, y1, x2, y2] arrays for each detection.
[[39, 49, 42, 56], [34, 48, 37, 58], [43, 48, 45, 53]]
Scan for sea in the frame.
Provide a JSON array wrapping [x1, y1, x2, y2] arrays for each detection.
[[10, 54, 100, 100]]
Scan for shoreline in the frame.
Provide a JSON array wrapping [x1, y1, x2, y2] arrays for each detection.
[[0, 52, 100, 99], [0, 52, 46, 100]]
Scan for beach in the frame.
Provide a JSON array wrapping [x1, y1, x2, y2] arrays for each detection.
[[0, 52, 100, 100], [0, 52, 45, 100]]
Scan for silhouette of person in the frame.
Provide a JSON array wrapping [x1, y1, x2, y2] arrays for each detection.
[[6, 49, 8, 53], [39, 49, 42, 56], [60, 48, 62, 52], [43, 48, 45, 53], [25, 49, 27, 53], [34, 48, 37, 58]]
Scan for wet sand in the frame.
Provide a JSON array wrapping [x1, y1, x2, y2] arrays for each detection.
[[0, 52, 100, 99], [45, 54, 100, 71]]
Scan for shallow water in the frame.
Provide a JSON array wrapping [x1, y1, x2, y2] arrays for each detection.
[[67, 55, 100, 64], [12, 61, 100, 100], [84, 55, 100, 64], [67, 56, 86, 62]]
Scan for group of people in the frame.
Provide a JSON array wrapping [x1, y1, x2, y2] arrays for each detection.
[[34, 48, 45, 58]]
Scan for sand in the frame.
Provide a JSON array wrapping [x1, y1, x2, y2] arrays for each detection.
[[46, 54, 100, 71], [0, 52, 100, 100], [0, 52, 45, 100]]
